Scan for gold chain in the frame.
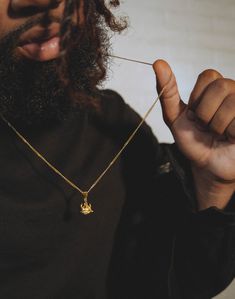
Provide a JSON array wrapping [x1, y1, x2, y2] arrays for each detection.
[[110, 55, 152, 66], [0, 56, 167, 215]]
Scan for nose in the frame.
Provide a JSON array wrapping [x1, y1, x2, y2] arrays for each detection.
[[10, 0, 62, 13]]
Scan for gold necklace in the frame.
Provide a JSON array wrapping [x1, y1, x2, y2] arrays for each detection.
[[0, 56, 166, 216]]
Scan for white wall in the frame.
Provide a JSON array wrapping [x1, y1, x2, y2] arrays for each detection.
[[104, 0, 235, 298]]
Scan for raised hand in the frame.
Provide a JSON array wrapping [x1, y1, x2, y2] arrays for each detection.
[[153, 60, 235, 210]]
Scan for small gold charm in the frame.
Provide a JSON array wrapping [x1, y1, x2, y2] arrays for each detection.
[[80, 192, 94, 215], [80, 202, 94, 215]]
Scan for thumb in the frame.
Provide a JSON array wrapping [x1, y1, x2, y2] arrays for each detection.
[[153, 59, 186, 127]]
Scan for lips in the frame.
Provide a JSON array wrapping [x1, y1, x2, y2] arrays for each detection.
[[17, 24, 61, 61]]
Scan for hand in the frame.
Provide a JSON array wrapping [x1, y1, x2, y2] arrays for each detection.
[[153, 60, 235, 210]]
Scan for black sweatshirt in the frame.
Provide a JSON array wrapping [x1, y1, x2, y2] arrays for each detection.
[[0, 89, 235, 299]]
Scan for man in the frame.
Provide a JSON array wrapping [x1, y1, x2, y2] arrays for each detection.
[[0, 0, 235, 298]]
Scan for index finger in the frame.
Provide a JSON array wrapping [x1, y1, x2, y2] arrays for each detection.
[[189, 69, 223, 110]]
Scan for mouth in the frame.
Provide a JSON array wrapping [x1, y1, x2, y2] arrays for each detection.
[[17, 24, 61, 62]]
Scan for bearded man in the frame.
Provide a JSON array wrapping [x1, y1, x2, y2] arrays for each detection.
[[0, 1, 235, 298]]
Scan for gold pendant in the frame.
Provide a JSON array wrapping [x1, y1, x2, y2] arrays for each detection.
[[80, 202, 94, 215], [80, 192, 94, 215]]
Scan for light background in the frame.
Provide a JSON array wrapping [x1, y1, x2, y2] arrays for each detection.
[[104, 0, 235, 298]]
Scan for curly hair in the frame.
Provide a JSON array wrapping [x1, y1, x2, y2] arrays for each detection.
[[56, 0, 127, 108]]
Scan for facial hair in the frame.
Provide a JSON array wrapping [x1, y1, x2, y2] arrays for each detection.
[[0, 16, 109, 129]]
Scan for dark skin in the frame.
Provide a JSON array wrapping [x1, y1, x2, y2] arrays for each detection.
[[154, 61, 235, 210], [0, 0, 235, 210]]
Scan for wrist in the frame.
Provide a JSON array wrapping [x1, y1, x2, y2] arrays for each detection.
[[191, 165, 235, 211]]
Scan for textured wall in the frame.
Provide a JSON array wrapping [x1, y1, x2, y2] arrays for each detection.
[[104, 0, 235, 298], [105, 0, 235, 142]]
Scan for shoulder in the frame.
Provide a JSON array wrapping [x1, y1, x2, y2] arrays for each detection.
[[93, 88, 161, 160], [96, 89, 129, 122], [96, 89, 145, 130], [95, 88, 153, 135]]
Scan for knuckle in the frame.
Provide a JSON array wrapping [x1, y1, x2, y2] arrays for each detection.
[[198, 69, 222, 81], [195, 109, 209, 124], [224, 93, 235, 109], [210, 119, 224, 135], [226, 120, 235, 141], [226, 128, 235, 141], [161, 82, 178, 101], [212, 78, 228, 92]]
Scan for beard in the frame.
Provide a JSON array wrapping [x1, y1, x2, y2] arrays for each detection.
[[0, 16, 109, 129]]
